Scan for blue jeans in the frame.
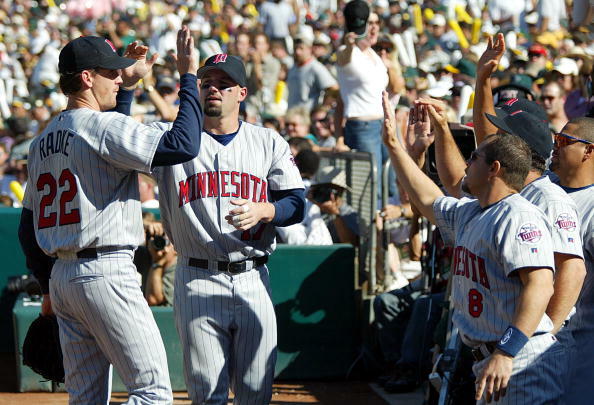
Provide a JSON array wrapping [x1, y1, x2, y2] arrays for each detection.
[[344, 119, 398, 205]]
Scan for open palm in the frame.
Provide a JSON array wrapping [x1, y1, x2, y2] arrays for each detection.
[[477, 33, 506, 82]]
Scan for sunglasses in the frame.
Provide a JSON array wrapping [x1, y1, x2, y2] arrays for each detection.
[[554, 132, 594, 148], [372, 45, 393, 53], [467, 150, 484, 164], [312, 116, 329, 124]]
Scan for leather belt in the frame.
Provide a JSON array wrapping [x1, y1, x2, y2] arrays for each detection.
[[57, 246, 134, 260], [188, 256, 268, 274]]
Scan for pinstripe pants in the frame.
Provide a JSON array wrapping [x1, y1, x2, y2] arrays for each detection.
[[473, 333, 567, 405], [50, 250, 173, 405], [174, 262, 277, 405]]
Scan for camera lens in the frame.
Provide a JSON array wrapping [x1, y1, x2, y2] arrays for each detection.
[[150, 235, 168, 251]]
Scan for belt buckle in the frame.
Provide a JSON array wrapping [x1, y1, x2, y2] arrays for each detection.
[[227, 261, 246, 274]]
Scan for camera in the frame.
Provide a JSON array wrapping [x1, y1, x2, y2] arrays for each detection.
[[309, 186, 335, 204], [149, 235, 170, 251], [426, 124, 476, 185], [7, 275, 42, 296]]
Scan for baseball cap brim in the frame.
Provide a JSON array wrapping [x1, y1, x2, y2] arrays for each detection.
[[485, 109, 513, 134], [97, 54, 136, 71], [196, 65, 247, 87]]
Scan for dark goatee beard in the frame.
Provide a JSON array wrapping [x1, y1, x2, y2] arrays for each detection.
[[205, 106, 222, 117]]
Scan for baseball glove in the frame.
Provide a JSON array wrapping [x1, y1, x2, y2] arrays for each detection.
[[22, 314, 65, 384]]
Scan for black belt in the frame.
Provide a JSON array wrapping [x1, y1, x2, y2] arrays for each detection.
[[471, 342, 497, 362], [188, 256, 268, 274], [76, 246, 133, 259]]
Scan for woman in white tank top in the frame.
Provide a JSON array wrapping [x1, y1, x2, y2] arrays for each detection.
[[335, 12, 401, 205]]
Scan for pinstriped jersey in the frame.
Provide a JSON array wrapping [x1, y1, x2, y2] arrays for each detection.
[[521, 176, 584, 259], [433, 194, 555, 346], [559, 184, 594, 340], [22, 108, 163, 255], [152, 121, 304, 262]]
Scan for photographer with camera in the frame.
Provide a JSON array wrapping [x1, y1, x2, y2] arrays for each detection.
[[144, 220, 177, 307], [309, 166, 360, 245]]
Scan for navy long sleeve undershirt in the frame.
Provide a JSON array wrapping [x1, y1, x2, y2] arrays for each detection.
[[18, 208, 53, 294], [269, 188, 305, 226]]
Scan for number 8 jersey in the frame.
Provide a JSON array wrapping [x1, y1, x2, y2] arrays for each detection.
[[22, 109, 164, 255], [433, 193, 556, 346]]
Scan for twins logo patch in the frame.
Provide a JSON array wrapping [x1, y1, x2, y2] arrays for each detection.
[[500, 328, 513, 345], [555, 213, 577, 232], [516, 223, 542, 244]]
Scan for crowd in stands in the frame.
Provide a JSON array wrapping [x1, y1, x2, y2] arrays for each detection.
[[1, 0, 593, 399]]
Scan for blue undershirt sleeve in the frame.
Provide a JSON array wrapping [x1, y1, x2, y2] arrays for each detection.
[[269, 188, 306, 226], [112, 87, 135, 115], [18, 208, 54, 294], [152, 73, 203, 167]]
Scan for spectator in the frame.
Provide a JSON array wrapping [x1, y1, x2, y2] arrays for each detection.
[[286, 34, 338, 111], [309, 166, 360, 245], [288, 136, 313, 156], [336, 2, 399, 204], [285, 106, 318, 143], [310, 105, 337, 150], [277, 149, 332, 245], [541, 81, 569, 132], [139, 173, 159, 209], [144, 220, 177, 306], [258, 0, 297, 43]]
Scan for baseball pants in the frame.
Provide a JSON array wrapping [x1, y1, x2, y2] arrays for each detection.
[[472, 332, 567, 405], [50, 250, 173, 405], [174, 261, 277, 405]]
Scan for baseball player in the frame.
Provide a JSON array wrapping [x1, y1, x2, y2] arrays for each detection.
[[149, 53, 305, 404], [382, 93, 566, 404], [549, 117, 594, 403], [18, 28, 202, 404]]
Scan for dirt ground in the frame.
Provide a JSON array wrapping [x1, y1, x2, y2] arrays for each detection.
[[0, 382, 389, 405]]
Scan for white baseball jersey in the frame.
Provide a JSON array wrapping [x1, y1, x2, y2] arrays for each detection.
[[152, 121, 304, 262], [433, 194, 555, 346], [23, 109, 164, 254]]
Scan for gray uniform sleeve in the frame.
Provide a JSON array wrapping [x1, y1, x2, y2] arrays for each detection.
[[267, 130, 304, 191], [433, 196, 471, 246], [496, 210, 555, 277], [548, 201, 584, 258], [96, 112, 164, 173]]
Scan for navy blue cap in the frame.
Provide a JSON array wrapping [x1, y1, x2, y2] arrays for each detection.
[[59, 36, 135, 74], [196, 54, 248, 88]]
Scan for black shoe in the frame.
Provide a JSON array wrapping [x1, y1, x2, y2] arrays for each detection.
[[383, 371, 418, 393]]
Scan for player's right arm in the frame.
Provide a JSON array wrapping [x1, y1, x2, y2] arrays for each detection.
[[547, 253, 586, 333], [382, 92, 443, 224]]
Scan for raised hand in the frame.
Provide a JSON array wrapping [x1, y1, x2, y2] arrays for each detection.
[[477, 33, 506, 83], [407, 104, 434, 156], [121, 41, 159, 88], [175, 26, 199, 76], [382, 91, 399, 149], [415, 98, 449, 133]]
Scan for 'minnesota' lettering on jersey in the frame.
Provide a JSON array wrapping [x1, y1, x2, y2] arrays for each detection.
[[39, 130, 74, 161], [178, 171, 268, 206], [452, 245, 491, 289]]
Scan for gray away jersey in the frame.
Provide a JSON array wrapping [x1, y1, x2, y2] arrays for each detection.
[[433, 194, 555, 346], [521, 176, 584, 258], [561, 185, 594, 338], [152, 121, 304, 262], [22, 108, 163, 255]]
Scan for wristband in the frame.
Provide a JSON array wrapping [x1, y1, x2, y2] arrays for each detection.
[[496, 325, 529, 357]]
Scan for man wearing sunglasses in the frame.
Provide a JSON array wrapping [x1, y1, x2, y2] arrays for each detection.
[[550, 118, 594, 404], [383, 92, 564, 404]]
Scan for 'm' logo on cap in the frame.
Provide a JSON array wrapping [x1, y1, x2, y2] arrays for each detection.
[[212, 54, 228, 64], [105, 39, 117, 53], [505, 98, 519, 106]]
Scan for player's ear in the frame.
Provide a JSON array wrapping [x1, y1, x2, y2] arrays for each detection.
[[80, 70, 95, 88], [489, 160, 502, 177], [238, 86, 248, 102]]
